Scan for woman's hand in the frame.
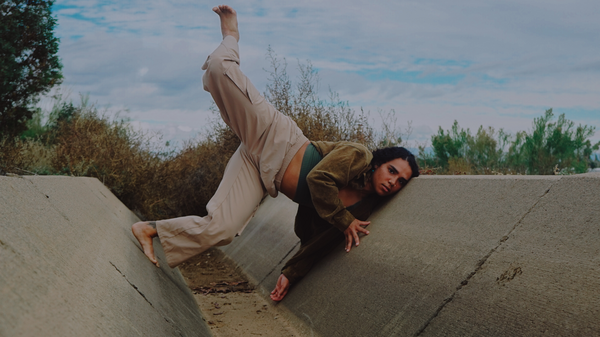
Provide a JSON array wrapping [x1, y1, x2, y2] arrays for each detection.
[[344, 219, 371, 252], [270, 274, 290, 301]]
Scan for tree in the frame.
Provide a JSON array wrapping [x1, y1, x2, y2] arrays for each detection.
[[430, 120, 470, 169], [426, 109, 600, 175], [0, 0, 62, 139], [512, 109, 599, 174]]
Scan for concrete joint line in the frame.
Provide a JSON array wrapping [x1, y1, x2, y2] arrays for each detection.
[[28, 180, 71, 221], [414, 180, 557, 337], [500, 182, 554, 245], [109, 261, 183, 335], [110, 261, 155, 307], [258, 240, 301, 286]]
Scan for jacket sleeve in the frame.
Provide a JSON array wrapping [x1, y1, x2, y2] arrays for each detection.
[[306, 143, 371, 232], [281, 197, 379, 284], [281, 206, 345, 284]]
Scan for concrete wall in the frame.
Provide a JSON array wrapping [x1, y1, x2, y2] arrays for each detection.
[[0, 176, 211, 337], [220, 173, 600, 337]]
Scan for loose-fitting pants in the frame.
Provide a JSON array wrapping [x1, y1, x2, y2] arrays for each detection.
[[155, 36, 307, 268]]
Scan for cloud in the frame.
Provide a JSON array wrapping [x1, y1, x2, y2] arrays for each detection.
[[49, 0, 600, 145]]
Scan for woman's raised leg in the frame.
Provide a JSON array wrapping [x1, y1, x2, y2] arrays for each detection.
[[202, 5, 307, 197], [202, 5, 277, 148]]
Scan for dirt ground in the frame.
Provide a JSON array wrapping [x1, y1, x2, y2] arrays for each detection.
[[178, 248, 303, 337]]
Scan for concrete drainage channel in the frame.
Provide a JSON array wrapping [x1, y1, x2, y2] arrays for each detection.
[[0, 176, 211, 337], [2, 173, 600, 336], [220, 173, 600, 337]]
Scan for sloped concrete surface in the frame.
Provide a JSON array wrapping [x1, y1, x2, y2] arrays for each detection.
[[421, 173, 600, 336], [0, 176, 211, 337], [220, 174, 600, 337]]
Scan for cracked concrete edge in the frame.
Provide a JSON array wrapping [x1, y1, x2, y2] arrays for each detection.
[[0, 176, 212, 337]]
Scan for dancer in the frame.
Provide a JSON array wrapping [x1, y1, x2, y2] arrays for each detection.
[[132, 5, 419, 302]]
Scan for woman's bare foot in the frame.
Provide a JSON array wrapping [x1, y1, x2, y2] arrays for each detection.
[[212, 5, 239, 41], [270, 274, 290, 301], [132, 222, 160, 267]]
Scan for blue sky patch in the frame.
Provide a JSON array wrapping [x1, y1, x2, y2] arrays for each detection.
[[413, 58, 472, 68], [554, 108, 600, 123], [353, 69, 465, 85]]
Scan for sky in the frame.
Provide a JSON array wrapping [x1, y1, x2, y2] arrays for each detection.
[[48, 0, 600, 149]]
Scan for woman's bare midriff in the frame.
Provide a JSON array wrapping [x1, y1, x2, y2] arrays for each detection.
[[280, 141, 371, 207], [280, 141, 310, 200]]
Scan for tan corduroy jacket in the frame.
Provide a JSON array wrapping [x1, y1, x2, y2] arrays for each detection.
[[281, 141, 384, 284], [308, 141, 375, 231]]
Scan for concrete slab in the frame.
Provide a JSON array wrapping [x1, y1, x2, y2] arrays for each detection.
[[220, 175, 599, 336], [219, 196, 300, 290], [421, 174, 600, 336], [282, 176, 559, 337], [0, 176, 211, 337]]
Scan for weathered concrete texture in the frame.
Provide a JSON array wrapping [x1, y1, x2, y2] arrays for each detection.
[[421, 173, 600, 337], [0, 176, 211, 337], [220, 195, 300, 290], [220, 174, 600, 337]]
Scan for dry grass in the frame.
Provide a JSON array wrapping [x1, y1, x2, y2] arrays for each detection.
[[264, 49, 375, 148]]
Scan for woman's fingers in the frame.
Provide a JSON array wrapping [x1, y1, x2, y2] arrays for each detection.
[[356, 223, 370, 235], [345, 232, 353, 252], [353, 230, 360, 247], [270, 274, 290, 301], [344, 220, 371, 252]]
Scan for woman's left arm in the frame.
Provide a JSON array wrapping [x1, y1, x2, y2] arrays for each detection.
[[306, 143, 371, 232]]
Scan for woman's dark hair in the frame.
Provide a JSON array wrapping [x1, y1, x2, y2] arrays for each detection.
[[371, 147, 420, 178]]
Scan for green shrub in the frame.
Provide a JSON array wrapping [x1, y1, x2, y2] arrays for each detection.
[[425, 109, 600, 175]]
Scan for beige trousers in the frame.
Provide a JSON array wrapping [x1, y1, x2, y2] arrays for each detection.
[[156, 36, 307, 268]]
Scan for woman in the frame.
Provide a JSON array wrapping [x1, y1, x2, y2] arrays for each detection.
[[270, 144, 418, 301], [132, 5, 419, 302]]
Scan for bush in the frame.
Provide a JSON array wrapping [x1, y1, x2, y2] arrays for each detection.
[[264, 48, 374, 147], [423, 109, 600, 175]]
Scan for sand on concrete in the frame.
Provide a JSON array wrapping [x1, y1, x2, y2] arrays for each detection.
[[179, 248, 304, 337]]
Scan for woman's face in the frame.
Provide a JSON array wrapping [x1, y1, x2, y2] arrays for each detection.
[[370, 158, 413, 196]]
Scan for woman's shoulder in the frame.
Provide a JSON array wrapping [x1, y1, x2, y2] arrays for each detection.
[[311, 141, 370, 157]]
